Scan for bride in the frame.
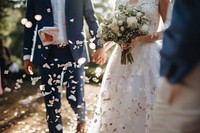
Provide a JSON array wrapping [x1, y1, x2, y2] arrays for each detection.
[[90, 0, 169, 132]]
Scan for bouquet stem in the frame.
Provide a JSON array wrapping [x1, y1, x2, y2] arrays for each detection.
[[121, 49, 134, 65]]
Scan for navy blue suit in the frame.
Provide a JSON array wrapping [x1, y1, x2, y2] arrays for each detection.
[[160, 0, 200, 83], [23, 0, 101, 132], [23, 0, 102, 65]]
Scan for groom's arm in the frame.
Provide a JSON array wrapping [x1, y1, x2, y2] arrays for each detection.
[[83, 0, 103, 49], [23, 0, 36, 60], [23, 0, 36, 75]]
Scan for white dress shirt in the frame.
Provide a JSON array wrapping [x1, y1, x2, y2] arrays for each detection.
[[23, 0, 68, 60], [51, 0, 68, 44]]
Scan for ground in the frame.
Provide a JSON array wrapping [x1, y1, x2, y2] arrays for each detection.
[[0, 80, 100, 133]]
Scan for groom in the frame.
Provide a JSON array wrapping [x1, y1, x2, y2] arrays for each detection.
[[23, 0, 106, 132]]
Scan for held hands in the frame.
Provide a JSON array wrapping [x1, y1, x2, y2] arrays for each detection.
[[92, 48, 107, 65], [24, 60, 34, 75]]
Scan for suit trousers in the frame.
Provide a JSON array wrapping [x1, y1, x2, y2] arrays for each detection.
[[39, 45, 85, 133], [152, 64, 200, 133]]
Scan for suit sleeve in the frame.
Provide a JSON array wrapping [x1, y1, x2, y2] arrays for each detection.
[[83, 0, 103, 49], [160, 0, 200, 82], [23, 0, 36, 58]]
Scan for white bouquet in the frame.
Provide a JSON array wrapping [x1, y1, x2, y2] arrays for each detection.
[[98, 5, 150, 64]]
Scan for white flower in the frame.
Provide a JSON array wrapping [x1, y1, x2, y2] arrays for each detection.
[[102, 34, 108, 39], [111, 19, 118, 27], [100, 23, 105, 27], [118, 20, 123, 26], [120, 26, 125, 31], [140, 24, 149, 32], [127, 17, 138, 28], [111, 25, 120, 33], [105, 13, 112, 20], [117, 33, 122, 37], [110, 20, 120, 33], [136, 12, 142, 17], [98, 39, 106, 45]]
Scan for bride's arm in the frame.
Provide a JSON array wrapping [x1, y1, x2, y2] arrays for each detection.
[[159, 0, 170, 24], [131, 0, 170, 45]]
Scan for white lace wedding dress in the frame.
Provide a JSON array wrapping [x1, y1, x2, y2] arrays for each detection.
[[88, 0, 161, 132]]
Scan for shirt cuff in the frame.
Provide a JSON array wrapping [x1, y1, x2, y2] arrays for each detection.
[[23, 55, 31, 60]]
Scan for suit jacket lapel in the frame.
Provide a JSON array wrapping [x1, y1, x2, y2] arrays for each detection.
[[65, 0, 69, 14], [45, 0, 53, 11]]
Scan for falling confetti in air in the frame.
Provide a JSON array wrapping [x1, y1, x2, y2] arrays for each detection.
[[89, 43, 96, 50], [68, 40, 73, 44], [34, 14, 42, 21], [21, 18, 28, 25], [25, 21, 33, 28]]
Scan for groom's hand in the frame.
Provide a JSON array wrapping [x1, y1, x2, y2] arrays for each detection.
[[92, 48, 107, 65], [24, 59, 34, 75]]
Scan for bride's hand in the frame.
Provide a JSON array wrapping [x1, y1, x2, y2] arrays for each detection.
[[121, 43, 132, 50], [122, 36, 141, 49], [131, 36, 140, 47]]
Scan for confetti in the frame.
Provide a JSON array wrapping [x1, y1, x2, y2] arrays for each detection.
[[95, 67, 102, 77], [4, 70, 9, 75], [25, 21, 33, 28], [89, 42, 96, 49], [34, 14, 42, 21], [71, 80, 78, 84], [38, 45, 42, 49], [90, 30, 94, 35], [89, 37, 95, 43], [68, 95, 77, 102], [48, 75, 53, 85], [78, 57, 86, 66], [70, 90, 76, 94], [54, 58, 59, 62], [15, 82, 21, 89], [70, 18, 74, 22], [56, 124, 62, 131], [92, 77, 99, 83], [21, 18, 28, 25], [16, 78, 23, 84], [68, 40, 73, 44], [14, 112, 18, 117], [4, 87, 11, 92], [43, 63, 51, 69]]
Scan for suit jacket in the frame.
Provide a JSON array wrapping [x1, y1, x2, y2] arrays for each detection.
[[23, 0, 102, 65], [160, 0, 200, 83]]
